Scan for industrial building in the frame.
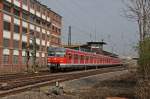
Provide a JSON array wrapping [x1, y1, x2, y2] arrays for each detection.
[[0, 0, 62, 74]]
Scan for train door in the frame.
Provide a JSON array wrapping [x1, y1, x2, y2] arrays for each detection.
[[110, 57, 113, 64], [94, 57, 96, 64], [104, 57, 106, 64], [108, 58, 110, 64], [90, 56, 93, 64], [66, 53, 72, 64], [90, 56, 92, 64], [102, 57, 105, 64], [78, 55, 81, 64], [85, 56, 89, 64], [80, 55, 84, 64], [74, 54, 78, 64], [103, 57, 105, 64], [96, 57, 98, 64], [98, 56, 100, 64], [108, 57, 110, 64]]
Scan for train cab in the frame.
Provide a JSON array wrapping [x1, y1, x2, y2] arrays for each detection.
[[47, 47, 67, 70]]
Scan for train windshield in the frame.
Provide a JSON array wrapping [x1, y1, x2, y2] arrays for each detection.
[[48, 47, 66, 57]]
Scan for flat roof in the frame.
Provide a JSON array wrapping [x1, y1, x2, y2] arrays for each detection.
[[34, 0, 62, 18], [87, 42, 107, 45]]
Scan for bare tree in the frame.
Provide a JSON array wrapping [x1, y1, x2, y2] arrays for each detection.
[[123, 0, 150, 98], [123, 0, 150, 41], [25, 45, 30, 72]]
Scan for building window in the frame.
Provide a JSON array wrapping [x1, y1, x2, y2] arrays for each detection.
[[3, 3, 11, 12], [47, 23, 51, 28], [42, 9, 45, 15], [30, 44, 33, 50], [22, 0, 27, 5], [42, 33, 45, 40], [14, 8, 20, 17], [36, 5, 40, 12], [36, 45, 40, 51], [47, 34, 50, 38], [36, 19, 41, 24], [14, 24, 20, 33], [22, 27, 27, 35], [13, 55, 18, 64], [36, 32, 40, 38], [3, 38, 9, 48], [56, 28, 58, 33], [30, 29, 34, 35], [42, 21, 46, 26], [3, 21, 11, 31], [22, 42, 27, 49], [58, 29, 61, 33], [22, 12, 28, 20], [30, 0, 34, 8], [41, 46, 45, 51], [22, 56, 26, 64], [58, 38, 61, 44], [52, 25, 55, 31], [3, 55, 9, 64], [13, 40, 19, 49], [30, 14, 35, 22], [42, 58, 45, 66]]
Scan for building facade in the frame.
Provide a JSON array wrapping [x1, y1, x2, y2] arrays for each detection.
[[0, 0, 62, 74]]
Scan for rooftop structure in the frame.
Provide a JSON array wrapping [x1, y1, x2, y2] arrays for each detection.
[[63, 41, 118, 58]]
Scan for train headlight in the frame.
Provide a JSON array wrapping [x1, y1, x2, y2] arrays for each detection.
[[54, 58, 57, 60], [60, 61, 64, 63]]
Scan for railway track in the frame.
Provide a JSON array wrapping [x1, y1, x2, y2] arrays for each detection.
[[0, 71, 51, 82], [0, 66, 126, 97]]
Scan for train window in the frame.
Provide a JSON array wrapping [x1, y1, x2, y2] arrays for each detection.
[[86, 56, 89, 61], [48, 51, 65, 57], [74, 54, 78, 59], [48, 47, 66, 57], [68, 54, 72, 59], [81, 55, 84, 60], [48, 51, 55, 56], [55, 52, 65, 57]]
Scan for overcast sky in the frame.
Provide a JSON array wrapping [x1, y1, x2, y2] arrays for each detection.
[[39, 0, 138, 57]]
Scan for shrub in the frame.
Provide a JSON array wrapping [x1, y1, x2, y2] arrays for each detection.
[[138, 37, 150, 78]]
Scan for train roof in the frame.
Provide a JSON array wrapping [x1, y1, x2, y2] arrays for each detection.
[[65, 48, 115, 58], [48, 47, 118, 59]]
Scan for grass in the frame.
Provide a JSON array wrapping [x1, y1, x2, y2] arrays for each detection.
[[78, 72, 137, 99]]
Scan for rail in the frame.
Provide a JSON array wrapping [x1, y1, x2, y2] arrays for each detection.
[[0, 66, 126, 97]]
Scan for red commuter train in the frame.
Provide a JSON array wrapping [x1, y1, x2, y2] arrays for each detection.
[[47, 47, 122, 71]]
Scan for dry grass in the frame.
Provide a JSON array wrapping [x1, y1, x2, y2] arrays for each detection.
[[77, 72, 137, 99]]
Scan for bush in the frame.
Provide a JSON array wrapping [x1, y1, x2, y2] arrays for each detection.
[[138, 37, 150, 78], [136, 37, 150, 99]]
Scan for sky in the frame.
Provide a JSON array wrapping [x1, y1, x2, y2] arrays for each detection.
[[39, 0, 138, 57]]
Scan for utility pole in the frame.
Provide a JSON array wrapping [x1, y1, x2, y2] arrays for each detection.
[[90, 33, 92, 42], [94, 24, 97, 42], [68, 26, 71, 46]]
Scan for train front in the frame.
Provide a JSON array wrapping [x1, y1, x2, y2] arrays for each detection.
[[47, 47, 66, 71]]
